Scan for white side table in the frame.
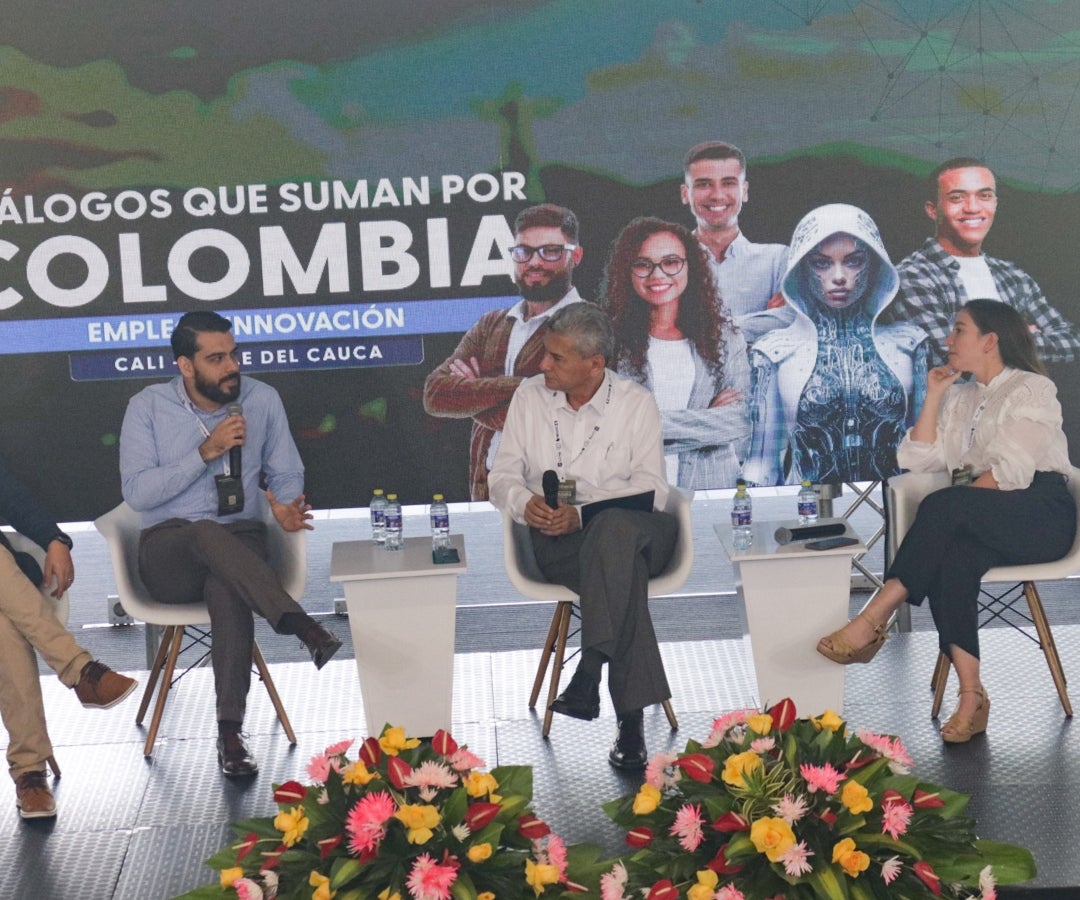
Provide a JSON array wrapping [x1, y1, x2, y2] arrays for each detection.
[[330, 535, 467, 737], [714, 519, 864, 716]]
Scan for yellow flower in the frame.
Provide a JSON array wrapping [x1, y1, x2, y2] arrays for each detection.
[[746, 713, 773, 734], [721, 750, 763, 788], [525, 859, 560, 896], [832, 838, 871, 878], [394, 803, 441, 844], [310, 870, 336, 900], [274, 805, 309, 847], [342, 760, 380, 785], [478, 893, 495, 900], [811, 709, 845, 733], [464, 771, 502, 802], [220, 867, 244, 889], [749, 816, 796, 862], [468, 842, 494, 863], [379, 726, 421, 756], [378, 890, 401, 900], [841, 779, 873, 815], [632, 783, 662, 815], [687, 869, 719, 900]]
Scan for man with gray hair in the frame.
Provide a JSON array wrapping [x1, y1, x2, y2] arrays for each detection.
[[489, 304, 677, 770]]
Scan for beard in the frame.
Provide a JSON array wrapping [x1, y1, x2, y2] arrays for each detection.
[[194, 370, 241, 405], [515, 267, 573, 305]]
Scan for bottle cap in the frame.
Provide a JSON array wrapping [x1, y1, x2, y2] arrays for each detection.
[[801, 480, 811, 487], [373, 488, 384, 495], [387, 493, 397, 500], [433, 493, 444, 501]]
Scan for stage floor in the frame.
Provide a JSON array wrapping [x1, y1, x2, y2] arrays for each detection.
[[4, 624, 1080, 899]]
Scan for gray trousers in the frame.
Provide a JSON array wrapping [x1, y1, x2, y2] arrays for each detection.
[[138, 518, 304, 723], [531, 508, 678, 715]]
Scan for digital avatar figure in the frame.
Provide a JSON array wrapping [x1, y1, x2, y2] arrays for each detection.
[[743, 204, 928, 486]]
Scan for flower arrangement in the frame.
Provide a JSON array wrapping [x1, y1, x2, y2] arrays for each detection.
[[600, 699, 1035, 900], [173, 725, 579, 900]]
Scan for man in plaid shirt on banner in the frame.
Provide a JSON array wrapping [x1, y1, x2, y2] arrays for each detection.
[[882, 157, 1080, 366]]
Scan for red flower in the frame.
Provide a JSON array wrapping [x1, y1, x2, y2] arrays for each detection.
[[464, 802, 501, 831], [647, 880, 678, 900], [234, 832, 258, 862], [817, 809, 837, 827], [518, 814, 551, 840], [431, 730, 459, 757], [626, 826, 654, 847], [273, 781, 306, 804], [359, 737, 382, 767], [711, 812, 749, 832], [317, 834, 343, 858], [882, 789, 905, 807], [913, 789, 945, 808], [674, 754, 715, 782], [388, 755, 413, 789], [843, 749, 875, 771], [768, 698, 797, 731], [914, 861, 942, 895], [705, 848, 744, 875]]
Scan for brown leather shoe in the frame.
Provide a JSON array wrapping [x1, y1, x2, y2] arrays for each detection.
[[74, 661, 138, 709], [217, 731, 259, 777], [15, 770, 56, 819], [300, 623, 342, 671]]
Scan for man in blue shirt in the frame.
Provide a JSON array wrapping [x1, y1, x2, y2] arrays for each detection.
[[120, 311, 340, 777]]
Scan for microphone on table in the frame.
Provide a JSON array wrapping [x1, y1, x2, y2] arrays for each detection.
[[542, 469, 560, 509], [226, 402, 243, 478]]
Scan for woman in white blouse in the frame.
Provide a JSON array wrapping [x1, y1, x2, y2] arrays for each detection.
[[601, 217, 750, 489], [817, 300, 1075, 742]]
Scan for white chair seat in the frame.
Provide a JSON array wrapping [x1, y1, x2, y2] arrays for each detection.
[[3, 530, 69, 626]]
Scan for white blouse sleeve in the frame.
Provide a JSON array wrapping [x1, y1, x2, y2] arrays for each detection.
[[983, 378, 1064, 491]]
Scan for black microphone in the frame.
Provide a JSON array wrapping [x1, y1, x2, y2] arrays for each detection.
[[227, 402, 243, 478], [542, 469, 560, 509]]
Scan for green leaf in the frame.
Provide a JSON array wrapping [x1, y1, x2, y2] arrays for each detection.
[[330, 858, 365, 890], [491, 765, 533, 804]]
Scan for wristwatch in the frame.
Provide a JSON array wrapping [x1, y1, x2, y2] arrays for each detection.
[[50, 532, 74, 550]]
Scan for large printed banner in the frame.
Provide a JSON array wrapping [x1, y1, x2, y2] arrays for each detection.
[[2, 1, 1079, 520]]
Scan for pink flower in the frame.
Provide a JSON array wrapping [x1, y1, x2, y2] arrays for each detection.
[[979, 865, 997, 900], [306, 748, 347, 783], [701, 709, 752, 748], [669, 803, 704, 852], [771, 793, 810, 825], [881, 795, 912, 840], [750, 736, 775, 753], [799, 762, 844, 794], [402, 761, 460, 801], [406, 852, 459, 900], [534, 833, 568, 881], [881, 855, 901, 885], [715, 887, 745, 900], [600, 861, 628, 900], [856, 729, 913, 774], [345, 790, 396, 855], [644, 751, 680, 790], [234, 878, 264, 900], [326, 738, 355, 757], [447, 748, 486, 772], [778, 841, 814, 877]]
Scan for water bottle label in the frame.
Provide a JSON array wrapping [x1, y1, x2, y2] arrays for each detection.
[[731, 510, 751, 527], [386, 513, 402, 528], [431, 513, 449, 530], [372, 510, 386, 525], [798, 499, 817, 517]]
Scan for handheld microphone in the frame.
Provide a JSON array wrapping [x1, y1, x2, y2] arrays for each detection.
[[227, 402, 243, 478], [542, 469, 560, 509]]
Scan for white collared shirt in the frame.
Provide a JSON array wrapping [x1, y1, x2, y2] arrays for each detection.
[[488, 370, 670, 523]]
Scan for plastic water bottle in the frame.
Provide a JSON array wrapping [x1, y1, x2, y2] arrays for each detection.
[[797, 480, 819, 524], [384, 493, 403, 550], [369, 488, 388, 543], [430, 493, 450, 549], [731, 479, 752, 550]]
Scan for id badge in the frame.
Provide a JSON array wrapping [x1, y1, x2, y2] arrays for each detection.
[[215, 474, 245, 515], [558, 478, 577, 506], [951, 465, 974, 486]]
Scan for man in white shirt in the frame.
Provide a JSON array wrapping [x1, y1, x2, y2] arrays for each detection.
[[882, 157, 1080, 365], [681, 141, 790, 344], [489, 304, 677, 770], [424, 205, 586, 500]]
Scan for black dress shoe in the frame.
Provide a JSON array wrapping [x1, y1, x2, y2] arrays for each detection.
[[301, 624, 343, 670], [609, 710, 647, 771], [548, 668, 601, 721], [217, 731, 259, 777]]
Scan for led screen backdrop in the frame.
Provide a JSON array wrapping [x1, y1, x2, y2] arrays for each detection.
[[1, 0, 1079, 518]]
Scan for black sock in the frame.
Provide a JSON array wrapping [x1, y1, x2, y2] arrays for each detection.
[[277, 611, 315, 637], [218, 719, 242, 737]]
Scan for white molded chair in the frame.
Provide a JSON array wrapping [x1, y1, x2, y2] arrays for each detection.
[[886, 468, 1080, 717], [502, 487, 694, 736], [93, 502, 304, 756]]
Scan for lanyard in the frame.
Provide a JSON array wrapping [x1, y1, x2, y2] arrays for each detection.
[[553, 378, 611, 478], [175, 381, 234, 476], [961, 369, 1013, 456]]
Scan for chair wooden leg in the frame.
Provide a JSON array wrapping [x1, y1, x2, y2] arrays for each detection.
[[142, 626, 185, 757], [1024, 582, 1073, 717], [530, 603, 566, 709], [542, 603, 573, 739], [253, 641, 298, 744], [136, 624, 175, 726], [661, 699, 678, 731], [930, 651, 950, 719]]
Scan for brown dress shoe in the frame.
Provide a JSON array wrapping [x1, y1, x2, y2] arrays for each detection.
[[217, 731, 259, 777], [15, 770, 56, 819], [74, 661, 138, 709], [300, 623, 342, 670]]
